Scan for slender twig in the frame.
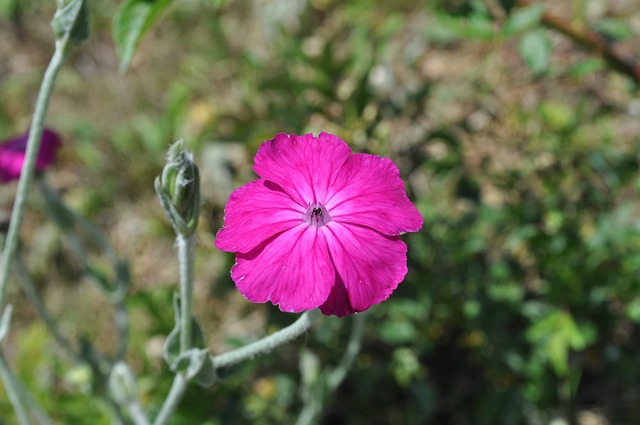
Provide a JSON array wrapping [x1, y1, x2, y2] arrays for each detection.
[[152, 233, 196, 424], [296, 313, 366, 425], [126, 399, 152, 425], [36, 178, 119, 263], [14, 257, 79, 361], [0, 43, 68, 310], [212, 309, 322, 369], [11, 368, 55, 425], [0, 351, 31, 425], [516, 0, 640, 83], [152, 372, 188, 425], [326, 312, 365, 391], [37, 178, 130, 362], [114, 300, 129, 362]]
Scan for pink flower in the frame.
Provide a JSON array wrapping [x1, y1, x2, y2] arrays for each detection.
[[215, 133, 423, 317], [0, 129, 61, 183]]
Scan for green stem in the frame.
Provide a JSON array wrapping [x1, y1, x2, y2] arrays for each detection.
[[0, 42, 69, 311], [114, 300, 129, 362], [153, 310, 322, 423], [15, 257, 79, 361], [36, 177, 119, 263], [0, 351, 31, 425], [152, 372, 188, 425], [177, 234, 195, 354], [295, 313, 365, 425], [37, 178, 130, 361], [212, 309, 322, 369], [12, 367, 55, 425], [326, 312, 365, 391], [126, 399, 151, 425]]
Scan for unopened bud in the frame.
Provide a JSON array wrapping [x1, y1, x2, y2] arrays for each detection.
[[109, 362, 137, 406], [155, 140, 201, 236]]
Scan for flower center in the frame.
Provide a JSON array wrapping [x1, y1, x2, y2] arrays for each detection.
[[304, 203, 331, 227]]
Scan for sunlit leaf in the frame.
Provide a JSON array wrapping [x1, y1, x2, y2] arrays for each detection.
[[112, 0, 172, 73], [596, 19, 634, 41], [503, 3, 544, 37]]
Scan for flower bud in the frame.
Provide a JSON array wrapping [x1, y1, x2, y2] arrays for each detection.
[[108, 362, 137, 406], [155, 140, 201, 236]]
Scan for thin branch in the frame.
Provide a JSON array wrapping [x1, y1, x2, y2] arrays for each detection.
[[517, 0, 640, 83], [212, 309, 322, 370]]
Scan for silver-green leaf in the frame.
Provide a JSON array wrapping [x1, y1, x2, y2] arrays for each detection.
[[51, 0, 89, 45]]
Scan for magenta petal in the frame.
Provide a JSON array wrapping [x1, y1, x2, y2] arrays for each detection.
[[320, 222, 409, 315], [215, 179, 304, 254], [0, 128, 61, 183], [325, 153, 423, 236], [35, 129, 62, 171], [231, 225, 334, 313], [253, 133, 352, 205], [319, 273, 353, 318]]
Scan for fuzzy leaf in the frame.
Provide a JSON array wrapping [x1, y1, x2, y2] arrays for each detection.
[[51, 0, 89, 45], [163, 294, 206, 366], [170, 348, 215, 387]]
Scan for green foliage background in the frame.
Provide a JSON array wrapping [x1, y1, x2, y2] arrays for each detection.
[[1, 0, 640, 424]]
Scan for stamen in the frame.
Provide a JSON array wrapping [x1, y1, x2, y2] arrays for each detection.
[[304, 203, 331, 227]]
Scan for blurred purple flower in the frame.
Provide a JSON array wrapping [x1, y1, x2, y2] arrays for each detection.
[[0, 129, 61, 183]]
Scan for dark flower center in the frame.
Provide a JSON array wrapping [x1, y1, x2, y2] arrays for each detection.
[[304, 203, 331, 227]]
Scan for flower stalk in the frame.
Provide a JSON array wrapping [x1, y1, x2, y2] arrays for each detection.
[[0, 351, 30, 425], [178, 234, 195, 354], [153, 372, 188, 425], [212, 309, 322, 369], [0, 45, 66, 311], [0, 0, 87, 312]]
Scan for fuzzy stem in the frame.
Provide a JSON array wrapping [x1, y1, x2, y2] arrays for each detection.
[[15, 257, 79, 361], [126, 399, 151, 425], [0, 43, 68, 311], [326, 312, 366, 391], [154, 310, 321, 423], [177, 234, 195, 354], [0, 351, 31, 425], [152, 372, 188, 425], [295, 313, 366, 425], [212, 309, 322, 369]]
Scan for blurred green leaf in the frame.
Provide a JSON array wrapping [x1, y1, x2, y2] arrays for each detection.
[[112, 0, 172, 73], [539, 101, 575, 131], [595, 19, 634, 41], [428, 12, 495, 42], [566, 58, 605, 77], [503, 3, 544, 37], [0, 0, 20, 19], [625, 298, 640, 323], [391, 347, 422, 386], [527, 310, 590, 376], [518, 29, 551, 74], [379, 318, 418, 344]]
